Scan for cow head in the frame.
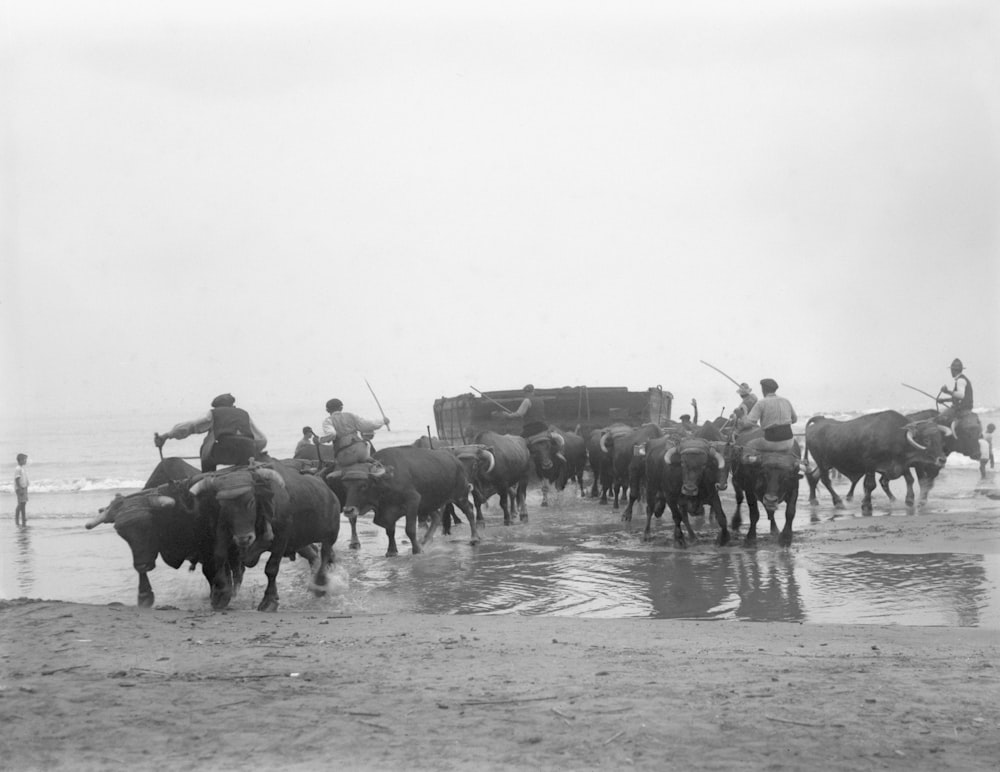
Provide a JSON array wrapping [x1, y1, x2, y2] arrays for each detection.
[[450, 444, 495, 497], [903, 420, 951, 467], [189, 467, 284, 553], [664, 438, 728, 498], [526, 430, 564, 481], [326, 463, 391, 520], [741, 450, 802, 514]]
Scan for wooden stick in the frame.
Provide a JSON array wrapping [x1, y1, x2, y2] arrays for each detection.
[[700, 360, 742, 387], [365, 378, 390, 431], [470, 385, 514, 414]]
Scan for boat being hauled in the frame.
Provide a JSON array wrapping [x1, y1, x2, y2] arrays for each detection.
[[433, 386, 674, 444]]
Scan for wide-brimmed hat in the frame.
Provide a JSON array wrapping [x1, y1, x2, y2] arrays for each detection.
[[523, 384, 535, 392], [950, 358, 964, 370], [759, 378, 779, 393], [737, 382, 751, 396], [211, 393, 236, 408]]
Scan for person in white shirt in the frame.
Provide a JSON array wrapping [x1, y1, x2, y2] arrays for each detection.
[[14, 453, 28, 525]]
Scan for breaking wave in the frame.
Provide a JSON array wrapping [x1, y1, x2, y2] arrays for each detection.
[[0, 478, 146, 495]]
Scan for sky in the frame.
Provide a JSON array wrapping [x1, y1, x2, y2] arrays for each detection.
[[2, 0, 998, 439]]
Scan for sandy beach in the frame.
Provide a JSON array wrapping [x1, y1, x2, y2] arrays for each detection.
[[1, 597, 997, 772]]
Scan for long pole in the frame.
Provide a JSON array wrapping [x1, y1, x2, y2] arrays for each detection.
[[901, 382, 942, 402], [470, 385, 513, 414], [364, 378, 391, 431], [699, 360, 742, 388]]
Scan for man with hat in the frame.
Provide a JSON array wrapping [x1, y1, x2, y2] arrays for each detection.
[[155, 393, 268, 472], [317, 398, 389, 466], [938, 358, 973, 423], [740, 378, 798, 453], [499, 384, 550, 439], [730, 383, 758, 423]]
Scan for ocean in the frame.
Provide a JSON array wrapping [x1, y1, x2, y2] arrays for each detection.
[[2, 405, 998, 626]]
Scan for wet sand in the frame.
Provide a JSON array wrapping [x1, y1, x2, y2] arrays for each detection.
[[1, 599, 998, 772]]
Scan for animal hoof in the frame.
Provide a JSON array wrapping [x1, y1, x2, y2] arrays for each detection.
[[258, 599, 279, 612], [469, 537, 480, 546], [350, 541, 361, 550], [138, 593, 155, 609]]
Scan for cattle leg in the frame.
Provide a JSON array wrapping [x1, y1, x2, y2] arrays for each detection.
[[880, 474, 897, 503], [453, 495, 480, 545], [348, 515, 361, 550], [258, 534, 288, 612], [708, 492, 729, 547], [900, 469, 915, 507], [778, 487, 798, 547], [643, 495, 666, 542], [861, 472, 876, 515], [810, 466, 844, 508], [744, 493, 761, 546], [311, 539, 335, 596], [210, 529, 234, 610], [516, 482, 529, 522], [665, 501, 689, 548], [541, 480, 550, 508], [404, 493, 422, 555], [137, 572, 154, 609]]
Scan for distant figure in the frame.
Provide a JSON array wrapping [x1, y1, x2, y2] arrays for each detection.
[[503, 384, 549, 439], [730, 383, 758, 422], [979, 436, 991, 479], [985, 423, 995, 470], [294, 426, 317, 457], [14, 453, 28, 525], [741, 378, 798, 454], [317, 398, 389, 466], [677, 399, 699, 433], [155, 393, 268, 472], [938, 358, 973, 423]]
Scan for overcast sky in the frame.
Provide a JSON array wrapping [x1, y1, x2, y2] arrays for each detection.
[[3, 0, 998, 434]]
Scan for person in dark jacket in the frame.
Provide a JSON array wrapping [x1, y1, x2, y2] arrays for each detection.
[[938, 358, 974, 423], [155, 393, 268, 472]]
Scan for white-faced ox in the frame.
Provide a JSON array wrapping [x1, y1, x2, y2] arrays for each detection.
[[637, 437, 730, 547], [85, 458, 246, 609], [328, 446, 478, 557], [803, 411, 951, 514], [190, 461, 341, 611]]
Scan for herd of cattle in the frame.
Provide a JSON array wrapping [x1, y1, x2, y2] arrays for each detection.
[[85, 408, 982, 611]]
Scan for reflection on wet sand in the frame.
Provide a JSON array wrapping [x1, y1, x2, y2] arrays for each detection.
[[16, 525, 34, 593], [805, 551, 989, 627]]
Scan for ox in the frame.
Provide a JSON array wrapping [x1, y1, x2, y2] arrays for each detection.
[[803, 411, 951, 513], [586, 426, 621, 503], [639, 437, 730, 547], [603, 423, 663, 511], [730, 444, 803, 547], [190, 460, 341, 611], [524, 427, 566, 507], [85, 458, 245, 609], [448, 433, 531, 525], [328, 446, 478, 556], [552, 428, 587, 498]]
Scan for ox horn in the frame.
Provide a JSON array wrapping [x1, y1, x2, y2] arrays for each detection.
[[709, 447, 728, 490], [483, 450, 496, 474], [553, 432, 565, 449], [905, 426, 927, 451], [149, 495, 176, 509], [85, 509, 112, 530], [189, 477, 215, 497], [326, 469, 344, 481], [255, 468, 286, 489], [600, 432, 612, 453], [664, 447, 678, 465]]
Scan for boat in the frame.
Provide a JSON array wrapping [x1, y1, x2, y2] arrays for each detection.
[[433, 386, 674, 444]]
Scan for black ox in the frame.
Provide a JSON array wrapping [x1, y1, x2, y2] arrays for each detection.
[[328, 446, 479, 556], [803, 410, 951, 513]]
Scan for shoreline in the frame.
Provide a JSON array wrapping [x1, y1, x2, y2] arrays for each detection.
[[1, 599, 998, 771]]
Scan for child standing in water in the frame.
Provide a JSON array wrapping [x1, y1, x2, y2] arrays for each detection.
[[14, 453, 28, 525]]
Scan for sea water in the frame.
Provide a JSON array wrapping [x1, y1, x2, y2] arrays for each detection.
[[1, 406, 998, 626]]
